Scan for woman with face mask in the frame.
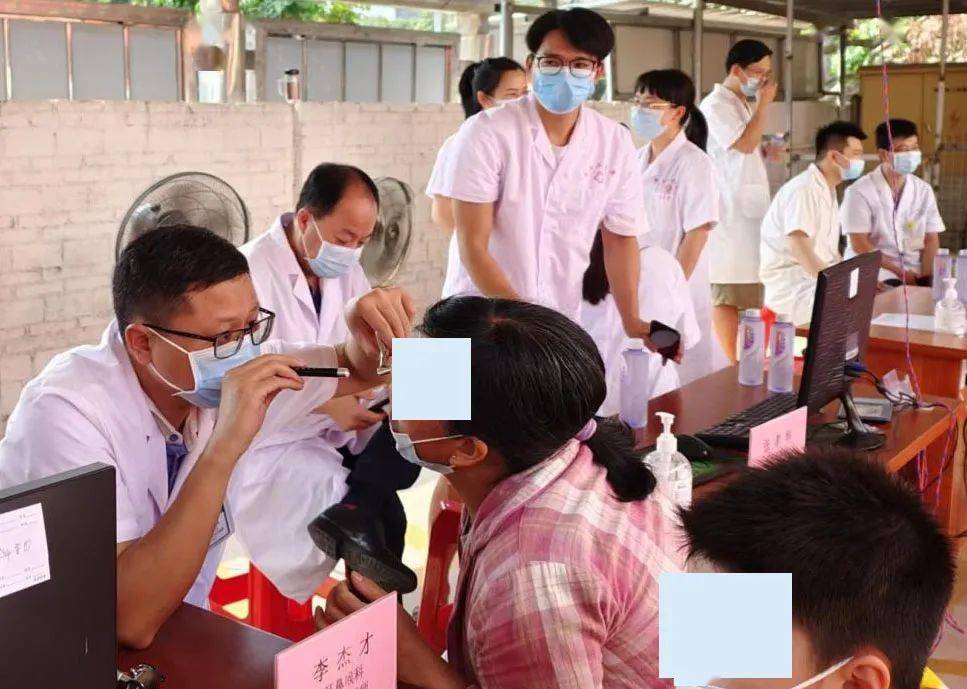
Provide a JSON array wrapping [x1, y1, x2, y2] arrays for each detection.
[[426, 58, 526, 235], [624, 69, 728, 385], [319, 296, 684, 689]]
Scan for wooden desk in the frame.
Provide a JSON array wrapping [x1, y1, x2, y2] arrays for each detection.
[[797, 286, 966, 398], [635, 366, 966, 535], [117, 604, 289, 689]]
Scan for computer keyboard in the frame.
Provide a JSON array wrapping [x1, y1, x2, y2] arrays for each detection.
[[695, 393, 799, 450]]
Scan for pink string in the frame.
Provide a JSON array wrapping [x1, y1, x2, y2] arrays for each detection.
[[874, 2, 962, 644]]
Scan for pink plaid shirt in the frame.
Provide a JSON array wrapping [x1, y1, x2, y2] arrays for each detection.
[[447, 440, 684, 688]]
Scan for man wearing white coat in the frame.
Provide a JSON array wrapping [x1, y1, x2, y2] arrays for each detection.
[[841, 119, 945, 286], [440, 8, 655, 345], [700, 39, 776, 363], [237, 163, 420, 600], [760, 121, 867, 325], [0, 226, 413, 649]]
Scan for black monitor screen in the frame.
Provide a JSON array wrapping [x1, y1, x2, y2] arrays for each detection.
[[797, 251, 881, 413]]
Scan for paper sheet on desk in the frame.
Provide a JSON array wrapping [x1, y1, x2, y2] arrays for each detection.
[[0, 503, 51, 599], [871, 313, 939, 332]]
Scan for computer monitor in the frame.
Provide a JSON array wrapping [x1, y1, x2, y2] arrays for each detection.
[[0, 463, 116, 687], [797, 250, 884, 449]]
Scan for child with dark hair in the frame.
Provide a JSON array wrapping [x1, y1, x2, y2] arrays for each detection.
[[320, 296, 684, 689], [680, 449, 955, 689], [841, 118, 945, 287], [760, 121, 867, 325], [427, 58, 526, 234]]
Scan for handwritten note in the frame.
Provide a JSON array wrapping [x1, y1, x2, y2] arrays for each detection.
[[276, 592, 396, 689], [748, 407, 808, 468], [0, 503, 51, 599]]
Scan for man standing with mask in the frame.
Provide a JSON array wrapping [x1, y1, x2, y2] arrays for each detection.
[[700, 39, 776, 362], [237, 163, 421, 601], [0, 226, 412, 648], [440, 8, 654, 344]]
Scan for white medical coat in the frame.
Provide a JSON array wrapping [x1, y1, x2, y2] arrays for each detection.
[[638, 131, 729, 385], [234, 215, 373, 600], [700, 84, 771, 284], [440, 93, 648, 322], [760, 164, 842, 325], [840, 166, 945, 282], [0, 322, 340, 607], [579, 243, 701, 417]]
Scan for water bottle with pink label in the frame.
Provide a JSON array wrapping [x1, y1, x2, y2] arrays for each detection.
[[738, 309, 765, 386], [767, 315, 795, 393]]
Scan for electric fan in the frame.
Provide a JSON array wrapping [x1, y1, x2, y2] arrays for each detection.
[[115, 172, 250, 259], [361, 177, 414, 286]]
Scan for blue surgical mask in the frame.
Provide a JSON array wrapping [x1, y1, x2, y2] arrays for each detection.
[[630, 106, 664, 141], [893, 150, 922, 175], [532, 70, 594, 115], [740, 76, 761, 98], [149, 330, 261, 408], [391, 428, 463, 475], [303, 216, 363, 279], [842, 157, 865, 181]]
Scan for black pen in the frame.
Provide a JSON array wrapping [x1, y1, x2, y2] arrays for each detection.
[[293, 367, 351, 378]]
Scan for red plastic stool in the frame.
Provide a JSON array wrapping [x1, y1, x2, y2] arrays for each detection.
[[417, 490, 463, 654], [209, 562, 337, 642]]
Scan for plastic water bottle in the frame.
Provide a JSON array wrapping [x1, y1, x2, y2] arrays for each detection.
[[619, 347, 652, 429], [956, 249, 967, 303], [767, 315, 795, 393], [643, 412, 692, 508], [934, 277, 966, 336], [738, 309, 765, 386], [933, 249, 953, 301]]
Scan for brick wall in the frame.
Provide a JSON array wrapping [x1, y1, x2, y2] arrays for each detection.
[[0, 99, 464, 429], [0, 99, 625, 430]]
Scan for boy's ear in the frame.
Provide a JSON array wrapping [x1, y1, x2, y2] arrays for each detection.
[[841, 652, 889, 689]]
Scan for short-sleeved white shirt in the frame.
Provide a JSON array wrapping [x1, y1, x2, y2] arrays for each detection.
[[699, 83, 771, 284], [579, 243, 701, 417], [760, 164, 842, 325], [425, 134, 456, 199], [439, 93, 648, 321], [840, 166, 945, 280]]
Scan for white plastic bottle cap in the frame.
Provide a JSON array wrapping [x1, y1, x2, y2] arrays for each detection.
[[743, 309, 761, 319]]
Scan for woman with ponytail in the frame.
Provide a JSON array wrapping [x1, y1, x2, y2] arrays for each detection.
[[426, 58, 526, 234], [626, 68, 730, 384], [320, 296, 683, 689]]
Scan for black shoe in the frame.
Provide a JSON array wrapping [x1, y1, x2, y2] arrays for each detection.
[[308, 502, 418, 594]]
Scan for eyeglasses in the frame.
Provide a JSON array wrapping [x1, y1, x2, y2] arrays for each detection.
[[533, 54, 599, 79], [629, 98, 675, 110], [145, 307, 275, 359]]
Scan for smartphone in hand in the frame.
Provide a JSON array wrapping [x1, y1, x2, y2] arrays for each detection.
[[650, 320, 682, 365]]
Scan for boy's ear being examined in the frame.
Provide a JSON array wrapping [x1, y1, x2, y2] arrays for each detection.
[[841, 652, 890, 689]]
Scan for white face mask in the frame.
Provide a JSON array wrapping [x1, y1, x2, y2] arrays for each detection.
[[391, 428, 464, 475], [679, 656, 854, 689]]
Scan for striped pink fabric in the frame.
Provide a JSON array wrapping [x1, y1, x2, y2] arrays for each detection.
[[447, 439, 684, 688]]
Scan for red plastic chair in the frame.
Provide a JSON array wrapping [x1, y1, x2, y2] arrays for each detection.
[[417, 491, 463, 654], [209, 563, 338, 642]]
